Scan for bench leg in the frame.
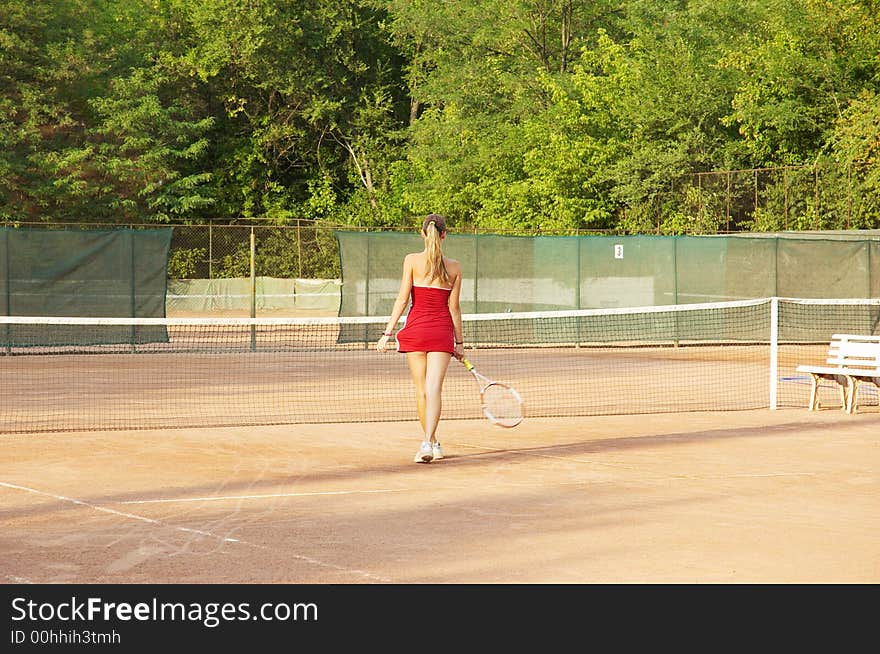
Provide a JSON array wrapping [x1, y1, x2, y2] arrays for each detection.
[[846, 377, 858, 414], [829, 374, 849, 412], [808, 375, 819, 410]]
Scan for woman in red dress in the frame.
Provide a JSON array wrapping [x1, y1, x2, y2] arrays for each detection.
[[377, 214, 464, 463]]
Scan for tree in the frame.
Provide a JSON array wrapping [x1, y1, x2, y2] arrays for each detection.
[[378, 0, 626, 229], [0, 0, 216, 222], [3, 0, 878, 233], [722, 0, 880, 167], [176, 0, 409, 224]]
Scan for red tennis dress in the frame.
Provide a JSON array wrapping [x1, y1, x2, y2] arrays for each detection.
[[396, 285, 455, 354]]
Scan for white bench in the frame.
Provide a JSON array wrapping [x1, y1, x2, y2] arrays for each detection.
[[796, 334, 880, 413]]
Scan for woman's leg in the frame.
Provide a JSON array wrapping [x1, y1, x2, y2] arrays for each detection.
[[422, 351, 452, 442], [405, 351, 452, 442], [405, 352, 427, 433]]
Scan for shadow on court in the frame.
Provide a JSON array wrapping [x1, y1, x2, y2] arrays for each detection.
[[1, 408, 878, 583], [0, 416, 848, 517]]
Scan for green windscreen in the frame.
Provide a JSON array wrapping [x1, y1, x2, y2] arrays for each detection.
[[1, 227, 171, 345], [336, 231, 880, 321]]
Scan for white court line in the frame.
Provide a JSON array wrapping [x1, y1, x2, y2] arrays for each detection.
[[0, 481, 202, 534], [119, 488, 407, 505], [0, 481, 390, 582]]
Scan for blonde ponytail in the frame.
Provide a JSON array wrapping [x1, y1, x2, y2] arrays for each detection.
[[424, 220, 450, 286]]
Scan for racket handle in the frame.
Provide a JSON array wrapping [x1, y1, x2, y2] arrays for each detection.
[[459, 357, 475, 372]]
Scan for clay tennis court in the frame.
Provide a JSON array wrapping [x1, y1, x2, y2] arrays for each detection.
[[2, 405, 877, 584]]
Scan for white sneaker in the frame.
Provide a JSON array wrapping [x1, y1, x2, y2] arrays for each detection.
[[413, 441, 433, 463], [432, 441, 444, 460]]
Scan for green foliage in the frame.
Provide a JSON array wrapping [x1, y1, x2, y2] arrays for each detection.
[[59, 67, 216, 221], [2, 0, 879, 244], [828, 90, 880, 226], [168, 247, 207, 278], [175, 0, 409, 223], [722, 0, 880, 166]]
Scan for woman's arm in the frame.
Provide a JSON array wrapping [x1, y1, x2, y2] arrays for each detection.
[[376, 255, 414, 352], [447, 260, 464, 359]]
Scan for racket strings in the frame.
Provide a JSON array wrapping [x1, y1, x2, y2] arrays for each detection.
[[481, 383, 523, 427]]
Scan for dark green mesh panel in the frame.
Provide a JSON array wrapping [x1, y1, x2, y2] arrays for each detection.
[[1, 228, 171, 345], [776, 239, 871, 298], [337, 231, 879, 328]]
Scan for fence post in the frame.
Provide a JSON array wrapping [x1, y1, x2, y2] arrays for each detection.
[[754, 169, 759, 217], [129, 229, 137, 352], [575, 234, 582, 347], [297, 219, 303, 278], [250, 227, 256, 351], [847, 165, 852, 229], [575, 233, 581, 312], [473, 227, 479, 314], [4, 229, 9, 355], [697, 173, 702, 225], [472, 228, 479, 348], [783, 168, 789, 229], [726, 171, 731, 231], [673, 235, 679, 347], [364, 234, 370, 317]]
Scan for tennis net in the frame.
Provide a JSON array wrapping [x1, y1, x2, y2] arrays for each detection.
[[1, 297, 878, 433]]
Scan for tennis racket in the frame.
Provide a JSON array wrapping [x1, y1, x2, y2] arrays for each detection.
[[458, 356, 523, 428]]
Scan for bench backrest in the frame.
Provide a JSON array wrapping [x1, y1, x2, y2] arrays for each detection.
[[827, 334, 880, 371]]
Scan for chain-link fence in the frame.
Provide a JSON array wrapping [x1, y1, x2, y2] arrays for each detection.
[[167, 222, 341, 280], [165, 222, 345, 316], [663, 162, 879, 233]]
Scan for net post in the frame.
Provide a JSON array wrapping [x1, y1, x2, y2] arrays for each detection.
[[769, 296, 779, 410]]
